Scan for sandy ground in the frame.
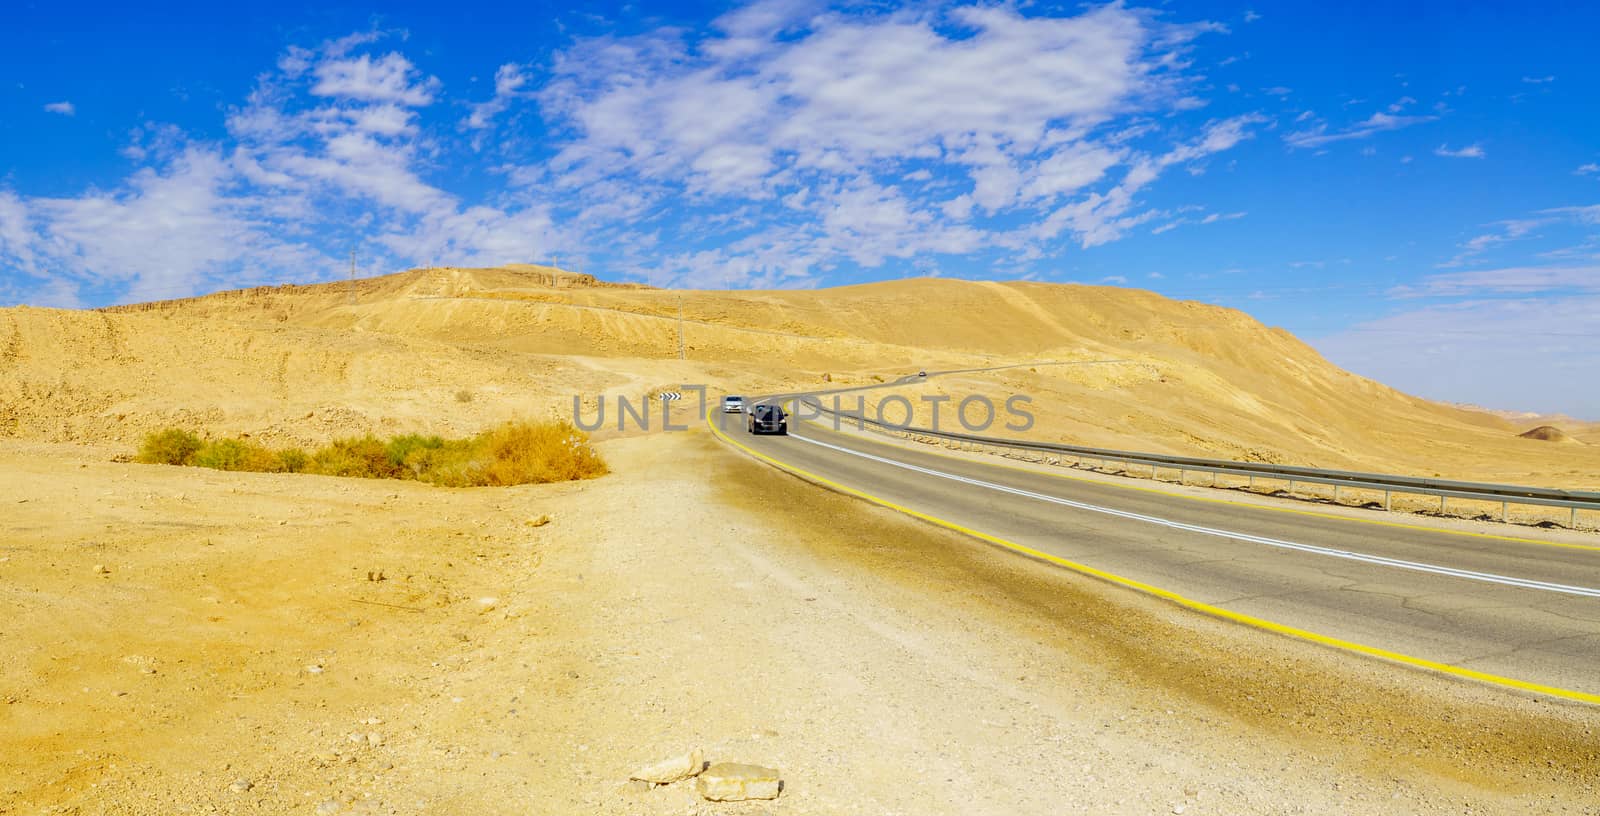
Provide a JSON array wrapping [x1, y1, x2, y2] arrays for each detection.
[[5, 431, 1597, 815]]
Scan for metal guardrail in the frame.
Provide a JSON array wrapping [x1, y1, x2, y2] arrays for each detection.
[[796, 398, 1600, 527]]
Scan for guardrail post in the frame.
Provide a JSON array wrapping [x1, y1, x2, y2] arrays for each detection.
[[1248, 474, 1254, 490], [1574, 506, 1579, 529], [1384, 490, 1391, 511], [1440, 495, 1446, 515], [1501, 500, 1508, 522], [1288, 479, 1294, 495], [1334, 485, 1341, 504]]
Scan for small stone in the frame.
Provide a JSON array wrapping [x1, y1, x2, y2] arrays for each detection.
[[228, 778, 253, 793], [526, 514, 552, 527], [476, 597, 499, 613], [366, 731, 383, 747], [94, 564, 110, 575], [621, 779, 653, 794], [630, 748, 704, 785], [305, 665, 324, 675], [315, 799, 342, 815], [1173, 806, 1186, 815], [697, 762, 781, 802]]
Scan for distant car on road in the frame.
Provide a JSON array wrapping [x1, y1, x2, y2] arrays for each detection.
[[722, 395, 745, 413], [746, 403, 788, 435], [917, 370, 927, 377]]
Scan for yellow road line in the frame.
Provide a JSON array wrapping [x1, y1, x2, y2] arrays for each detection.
[[793, 414, 1600, 554], [706, 409, 1600, 706]]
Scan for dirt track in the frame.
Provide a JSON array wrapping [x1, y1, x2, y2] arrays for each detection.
[[5, 431, 1596, 814]]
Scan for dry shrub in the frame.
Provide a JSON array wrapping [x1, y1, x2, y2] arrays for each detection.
[[308, 436, 404, 479], [276, 448, 309, 473], [137, 429, 203, 465], [455, 389, 474, 403], [193, 438, 278, 472], [128, 421, 606, 487], [474, 421, 608, 486]]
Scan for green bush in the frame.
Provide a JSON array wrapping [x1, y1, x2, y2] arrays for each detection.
[[137, 429, 203, 465], [275, 448, 309, 473], [384, 434, 445, 475]]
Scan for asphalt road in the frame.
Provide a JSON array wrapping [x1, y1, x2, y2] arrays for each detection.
[[713, 410, 1600, 702]]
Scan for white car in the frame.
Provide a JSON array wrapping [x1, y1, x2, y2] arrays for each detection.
[[722, 395, 746, 413]]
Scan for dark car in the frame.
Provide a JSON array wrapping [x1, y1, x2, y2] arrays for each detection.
[[746, 403, 788, 435]]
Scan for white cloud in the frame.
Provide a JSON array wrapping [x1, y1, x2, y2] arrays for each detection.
[[1262, 86, 1291, 97], [1577, 163, 1599, 177], [311, 52, 439, 105], [1434, 142, 1485, 159], [4, 147, 337, 303], [542, 4, 1182, 194], [2, 7, 1262, 302], [1521, 75, 1556, 84], [1394, 264, 1600, 297], [1439, 205, 1598, 268], [1285, 109, 1436, 148], [465, 63, 531, 132], [1315, 295, 1600, 418], [43, 101, 75, 116], [2, 32, 564, 306], [534, 3, 1247, 280]]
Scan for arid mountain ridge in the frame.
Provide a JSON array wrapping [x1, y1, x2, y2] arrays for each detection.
[[3, 264, 1595, 487]]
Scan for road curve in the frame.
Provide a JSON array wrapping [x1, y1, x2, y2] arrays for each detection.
[[708, 409, 1600, 704]]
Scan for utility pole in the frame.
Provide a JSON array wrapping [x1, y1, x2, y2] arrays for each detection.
[[348, 249, 357, 306], [677, 295, 686, 360]]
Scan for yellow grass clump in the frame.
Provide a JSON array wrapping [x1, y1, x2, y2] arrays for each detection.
[[133, 421, 607, 486]]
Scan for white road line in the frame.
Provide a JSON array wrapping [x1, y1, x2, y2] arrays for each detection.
[[789, 431, 1600, 599]]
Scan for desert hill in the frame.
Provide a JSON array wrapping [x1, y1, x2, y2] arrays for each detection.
[[1519, 425, 1578, 443], [4, 264, 1597, 487]]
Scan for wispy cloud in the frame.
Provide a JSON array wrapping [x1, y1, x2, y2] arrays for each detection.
[[1315, 294, 1600, 418], [43, 101, 75, 116], [1284, 109, 1436, 148], [1392, 264, 1600, 297], [1434, 143, 1485, 159], [1440, 205, 1599, 268], [1521, 75, 1556, 84], [1578, 163, 1600, 177], [464, 63, 530, 132]]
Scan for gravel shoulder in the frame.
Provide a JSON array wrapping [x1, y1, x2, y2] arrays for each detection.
[[2, 432, 1597, 815]]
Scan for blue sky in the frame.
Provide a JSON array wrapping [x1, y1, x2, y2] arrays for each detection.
[[2, 1, 1597, 417]]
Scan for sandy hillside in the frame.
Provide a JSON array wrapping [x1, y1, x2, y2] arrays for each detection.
[[4, 264, 1597, 487]]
